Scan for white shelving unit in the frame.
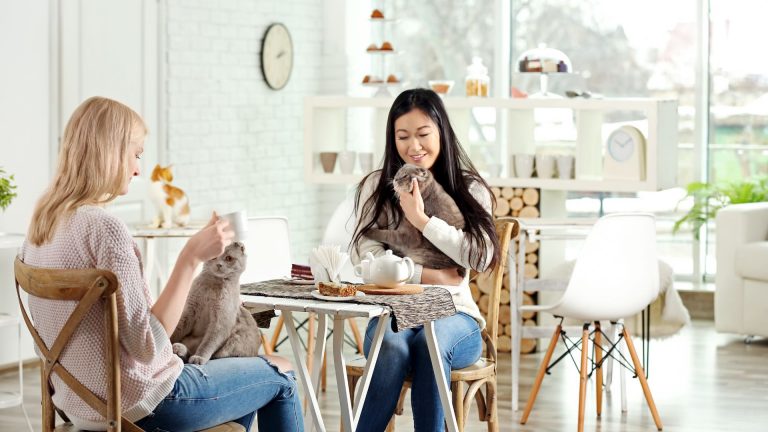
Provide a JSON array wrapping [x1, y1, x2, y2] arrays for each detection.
[[304, 96, 678, 192]]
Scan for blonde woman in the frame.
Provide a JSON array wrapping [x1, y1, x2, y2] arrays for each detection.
[[21, 97, 303, 431]]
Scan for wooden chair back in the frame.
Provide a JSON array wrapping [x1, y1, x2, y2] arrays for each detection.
[[483, 219, 518, 362], [14, 257, 141, 432]]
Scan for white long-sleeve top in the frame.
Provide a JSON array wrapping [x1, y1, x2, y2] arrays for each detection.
[[352, 171, 495, 329]]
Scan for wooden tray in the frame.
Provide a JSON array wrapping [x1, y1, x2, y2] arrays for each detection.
[[356, 284, 424, 295]]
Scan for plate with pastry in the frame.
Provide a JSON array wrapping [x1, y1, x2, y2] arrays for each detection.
[[312, 281, 364, 301]]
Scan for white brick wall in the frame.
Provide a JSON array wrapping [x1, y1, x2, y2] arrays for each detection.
[[165, 0, 349, 262]]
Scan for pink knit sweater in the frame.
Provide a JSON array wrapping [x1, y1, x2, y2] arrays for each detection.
[[20, 205, 182, 430]]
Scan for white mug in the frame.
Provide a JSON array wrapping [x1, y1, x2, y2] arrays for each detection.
[[513, 154, 535, 178], [487, 163, 502, 178], [338, 151, 357, 174], [358, 152, 374, 174], [557, 155, 575, 179], [219, 210, 248, 241], [535, 154, 556, 179], [353, 259, 371, 283]]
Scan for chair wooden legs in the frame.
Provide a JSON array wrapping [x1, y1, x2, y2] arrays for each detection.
[[269, 314, 285, 351], [623, 326, 663, 431], [347, 317, 364, 353], [452, 381, 465, 431], [486, 379, 499, 432], [260, 333, 273, 355], [578, 324, 589, 432], [594, 321, 603, 418], [520, 324, 562, 424]]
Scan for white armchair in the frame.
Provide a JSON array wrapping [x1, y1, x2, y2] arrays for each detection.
[[715, 202, 768, 338]]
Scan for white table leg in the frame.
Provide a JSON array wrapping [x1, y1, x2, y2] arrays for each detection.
[[424, 320, 459, 432], [284, 310, 325, 432], [333, 317, 355, 432], [144, 238, 156, 296], [353, 313, 390, 424], [310, 313, 328, 400]]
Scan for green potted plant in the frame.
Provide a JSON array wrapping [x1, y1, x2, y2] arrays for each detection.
[[673, 178, 768, 239], [0, 167, 17, 212]]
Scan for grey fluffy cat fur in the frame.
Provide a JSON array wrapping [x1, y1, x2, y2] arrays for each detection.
[[171, 242, 261, 365], [367, 164, 466, 276]]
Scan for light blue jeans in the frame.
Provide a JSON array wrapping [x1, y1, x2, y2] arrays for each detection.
[[136, 356, 303, 432], [357, 312, 482, 432]]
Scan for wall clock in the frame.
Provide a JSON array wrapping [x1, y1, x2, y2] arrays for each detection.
[[260, 23, 293, 90], [603, 125, 646, 181]]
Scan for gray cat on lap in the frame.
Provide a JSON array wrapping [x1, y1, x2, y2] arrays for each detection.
[[171, 242, 262, 364]]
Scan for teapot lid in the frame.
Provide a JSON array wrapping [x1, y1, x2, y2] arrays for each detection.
[[378, 250, 400, 262]]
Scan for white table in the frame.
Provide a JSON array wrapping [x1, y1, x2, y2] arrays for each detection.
[[131, 226, 201, 297], [240, 292, 460, 432]]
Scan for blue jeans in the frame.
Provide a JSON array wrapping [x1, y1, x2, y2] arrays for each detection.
[[357, 312, 482, 432], [136, 356, 303, 432]]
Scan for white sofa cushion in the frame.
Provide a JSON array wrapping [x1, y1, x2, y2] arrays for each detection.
[[736, 241, 768, 281]]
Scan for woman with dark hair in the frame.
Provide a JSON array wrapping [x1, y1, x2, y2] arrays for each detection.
[[351, 88, 500, 431]]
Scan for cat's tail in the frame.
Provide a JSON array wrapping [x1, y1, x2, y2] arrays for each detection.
[[174, 202, 191, 226]]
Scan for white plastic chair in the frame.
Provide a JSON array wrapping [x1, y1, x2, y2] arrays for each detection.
[[321, 194, 358, 282], [320, 196, 364, 353], [241, 217, 292, 284], [519, 213, 663, 431], [240, 217, 292, 355]]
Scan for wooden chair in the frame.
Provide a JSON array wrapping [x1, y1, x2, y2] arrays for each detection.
[[14, 257, 244, 432], [345, 219, 518, 431]]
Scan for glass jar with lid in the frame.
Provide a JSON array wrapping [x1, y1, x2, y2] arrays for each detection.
[[465, 57, 489, 97]]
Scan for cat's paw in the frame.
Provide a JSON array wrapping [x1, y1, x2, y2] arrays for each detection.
[[172, 343, 188, 358], [188, 355, 208, 365]]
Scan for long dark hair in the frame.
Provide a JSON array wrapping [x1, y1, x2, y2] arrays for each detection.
[[352, 88, 499, 270]]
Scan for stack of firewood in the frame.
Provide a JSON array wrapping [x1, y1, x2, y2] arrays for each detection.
[[470, 186, 540, 354]]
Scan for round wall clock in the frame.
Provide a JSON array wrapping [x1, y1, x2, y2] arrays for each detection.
[[260, 23, 293, 90]]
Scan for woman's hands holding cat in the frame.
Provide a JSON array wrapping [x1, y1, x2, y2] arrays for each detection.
[[183, 212, 235, 265], [399, 178, 431, 231]]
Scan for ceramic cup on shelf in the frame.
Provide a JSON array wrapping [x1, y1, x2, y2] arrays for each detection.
[[338, 151, 357, 174], [358, 152, 374, 174], [535, 154, 556, 179], [319, 152, 338, 173], [513, 154, 535, 178], [556, 154, 575, 179], [487, 163, 502, 178]]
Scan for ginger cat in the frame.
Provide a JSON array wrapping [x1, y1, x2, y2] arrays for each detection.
[[149, 164, 190, 228]]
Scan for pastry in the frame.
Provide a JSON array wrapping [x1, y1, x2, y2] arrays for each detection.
[[366, 43, 378, 52], [318, 281, 358, 297], [362, 75, 371, 83], [386, 74, 398, 83], [370, 9, 384, 19], [380, 41, 393, 51]]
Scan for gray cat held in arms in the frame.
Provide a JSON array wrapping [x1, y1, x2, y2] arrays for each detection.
[[367, 164, 466, 276], [171, 242, 261, 364]]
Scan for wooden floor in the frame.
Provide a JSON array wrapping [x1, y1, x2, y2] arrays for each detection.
[[1, 320, 767, 431]]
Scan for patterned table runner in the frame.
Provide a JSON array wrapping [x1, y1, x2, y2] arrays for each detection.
[[241, 280, 457, 331]]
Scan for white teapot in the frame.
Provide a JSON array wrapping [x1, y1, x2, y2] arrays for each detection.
[[366, 250, 415, 288]]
